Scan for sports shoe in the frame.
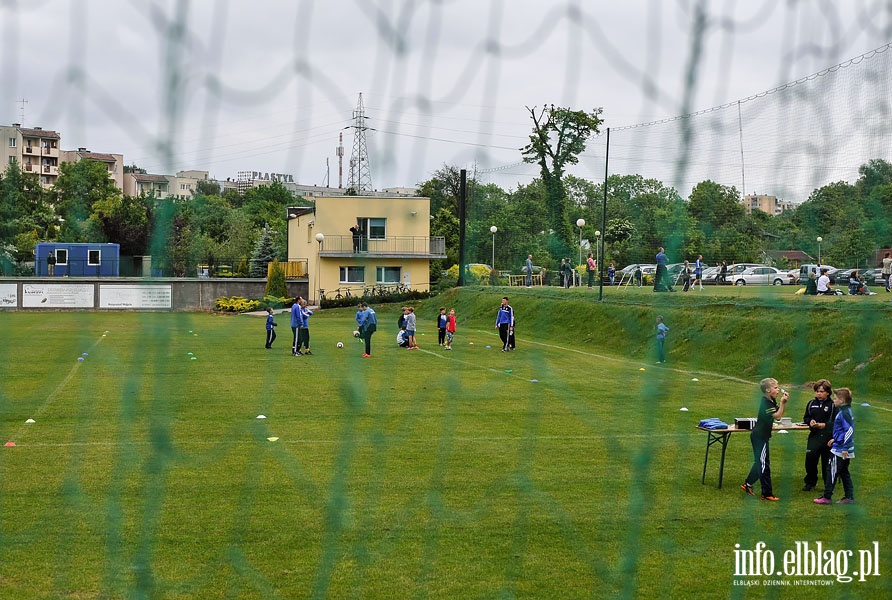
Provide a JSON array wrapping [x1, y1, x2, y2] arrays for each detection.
[[813, 497, 831, 504], [761, 495, 780, 501], [740, 483, 754, 496], [802, 484, 815, 491], [293, 351, 302, 357], [361, 353, 371, 358], [836, 498, 855, 504], [303, 350, 313, 356]]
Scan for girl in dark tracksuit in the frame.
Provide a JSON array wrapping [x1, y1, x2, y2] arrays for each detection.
[[801, 379, 836, 491], [265, 308, 277, 348]]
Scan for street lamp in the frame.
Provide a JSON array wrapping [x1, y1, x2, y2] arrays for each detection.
[[490, 225, 498, 272], [817, 236, 823, 265], [576, 218, 586, 265], [315, 232, 324, 304]]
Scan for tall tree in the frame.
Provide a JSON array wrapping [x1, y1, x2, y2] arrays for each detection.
[[521, 105, 603, 247], [54, 159, 121, 242]]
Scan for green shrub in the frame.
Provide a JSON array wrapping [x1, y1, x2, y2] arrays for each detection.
[[214, 296, 262, 312], [266, 259, 287, 298]]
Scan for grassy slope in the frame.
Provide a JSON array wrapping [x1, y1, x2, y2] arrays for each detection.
[[0, 288, 889, 598]]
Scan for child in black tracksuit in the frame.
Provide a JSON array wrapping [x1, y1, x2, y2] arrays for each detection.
[[265, 307, 278, 348], [437, 307, 448, 346]]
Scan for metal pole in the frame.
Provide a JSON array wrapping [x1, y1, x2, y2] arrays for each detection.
[[599, 127, 609, 301], [458, 169, 467, 286], [492, 233, 496, 270]]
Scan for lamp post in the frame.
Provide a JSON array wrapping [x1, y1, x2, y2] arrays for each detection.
[[490, 225, 497, 272], [315, 232, 324, 304], [817, 236, 822, 265], [576, 219, 586, 266]]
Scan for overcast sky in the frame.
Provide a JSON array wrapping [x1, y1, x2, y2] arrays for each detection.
[[2, 0, 891, 199]]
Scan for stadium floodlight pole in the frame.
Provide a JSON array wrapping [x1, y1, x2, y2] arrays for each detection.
[[576, 218, 585, 267], [817, 236, 822, 265], [315, 232, 324, 304], [490, 226, 497, 272]]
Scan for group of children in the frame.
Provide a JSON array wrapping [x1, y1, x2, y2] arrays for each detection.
[[262, 296, 314, 356], [397, 306, 457, 350], [742, 377, 856, 505]]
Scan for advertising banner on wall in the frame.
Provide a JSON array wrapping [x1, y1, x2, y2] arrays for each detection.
[[99, 285, 172, 309], [22, 284, 94, 308], [0, 284, 16, 308]]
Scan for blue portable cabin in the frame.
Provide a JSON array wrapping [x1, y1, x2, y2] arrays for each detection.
[[35, 242, 121, 277]]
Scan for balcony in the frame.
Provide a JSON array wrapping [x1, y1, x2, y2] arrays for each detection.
[[25, 147, 34, 154], [318, 235, 446, 259], [25, 164, 33, 171]]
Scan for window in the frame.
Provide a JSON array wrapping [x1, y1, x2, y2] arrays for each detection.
[[339, 266, 365, 284], [56, 249, 68, 265], [88, 250, 100, 266], [360, 217, 386, 240], [377, 266, 401, 283], [8, 156, 14, 165], [8, 137, 16, 148]]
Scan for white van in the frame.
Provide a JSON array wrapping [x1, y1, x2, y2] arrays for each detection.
[[798, 264, 837, 284]]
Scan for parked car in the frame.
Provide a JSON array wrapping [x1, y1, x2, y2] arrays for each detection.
[[700, 266, 721, 284], [797, 264, 839, 284], [733, 266, 796, 286], [862, 267, 884, 286]]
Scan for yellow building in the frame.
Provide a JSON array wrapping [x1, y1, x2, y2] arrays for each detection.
[[287, 196, 446, 302]]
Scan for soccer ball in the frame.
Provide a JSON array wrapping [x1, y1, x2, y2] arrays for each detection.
[[336, 341, 344, 348], [353, 330, 361, 338]]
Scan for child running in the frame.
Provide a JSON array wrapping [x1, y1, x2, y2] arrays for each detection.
[[445, 308, 457, 350]]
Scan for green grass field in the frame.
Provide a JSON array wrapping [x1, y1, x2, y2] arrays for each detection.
[[1, 285, 890, 598]]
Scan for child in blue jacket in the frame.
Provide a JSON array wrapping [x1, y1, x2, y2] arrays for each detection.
[[814, 387, 855, 505], [265, 307, 277, 349]]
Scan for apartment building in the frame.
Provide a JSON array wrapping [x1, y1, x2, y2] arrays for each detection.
[[0, 123, 62, 187], [60, 148, 124, 190], [124, 172, 172, 199], [741, 193, 795, 215]]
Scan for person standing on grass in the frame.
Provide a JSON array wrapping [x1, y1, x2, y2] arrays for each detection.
[[883, 251, 892, 292], [694, 255, 704, 290], [298, 298, 313, 356], [802, 379, 836, 492], [655, 316, 669, 363], [525, 254, 534, 287], [654, 247, 674, 292], [356, 302, 377, 357], [264, 307, 278, 349], [608, 263, 616, 286], [719, 260, 728, 285], [586, 253, 596, 288], [634, 265, 642, 287], [47, 250, 56, 276], [437, 307, 448, 346], [405, 307, 418, 349], [815, 387, 856, 505], [445, 307, 457, 350], [495, 296, 515, 351], [290, 296, 304, 356], [741, 378, 789, 501]]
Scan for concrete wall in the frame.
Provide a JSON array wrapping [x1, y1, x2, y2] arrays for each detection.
[[0, 278, 309, 311]]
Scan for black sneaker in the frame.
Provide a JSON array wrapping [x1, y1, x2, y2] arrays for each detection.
[[740, 483, 755, 496], [303, 350, 313, 356], [294, 351, 303, 357]]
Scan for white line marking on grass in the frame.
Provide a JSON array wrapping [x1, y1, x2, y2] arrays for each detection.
[[8, 335, 107, 443]]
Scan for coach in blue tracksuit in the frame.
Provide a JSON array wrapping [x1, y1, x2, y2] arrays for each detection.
[[291, 297, 306, 356], [494, 296, 515, 351]]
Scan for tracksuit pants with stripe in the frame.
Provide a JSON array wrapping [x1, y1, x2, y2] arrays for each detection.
[[746, 435, 773, 496]]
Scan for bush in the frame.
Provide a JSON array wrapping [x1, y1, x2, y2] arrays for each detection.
[[214, 296, 262, 313], [320, 287, 434, 309], [266, 259, 287, 298]]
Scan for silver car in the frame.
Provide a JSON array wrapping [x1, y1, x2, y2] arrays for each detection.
[[733, 266, 796, 286]]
